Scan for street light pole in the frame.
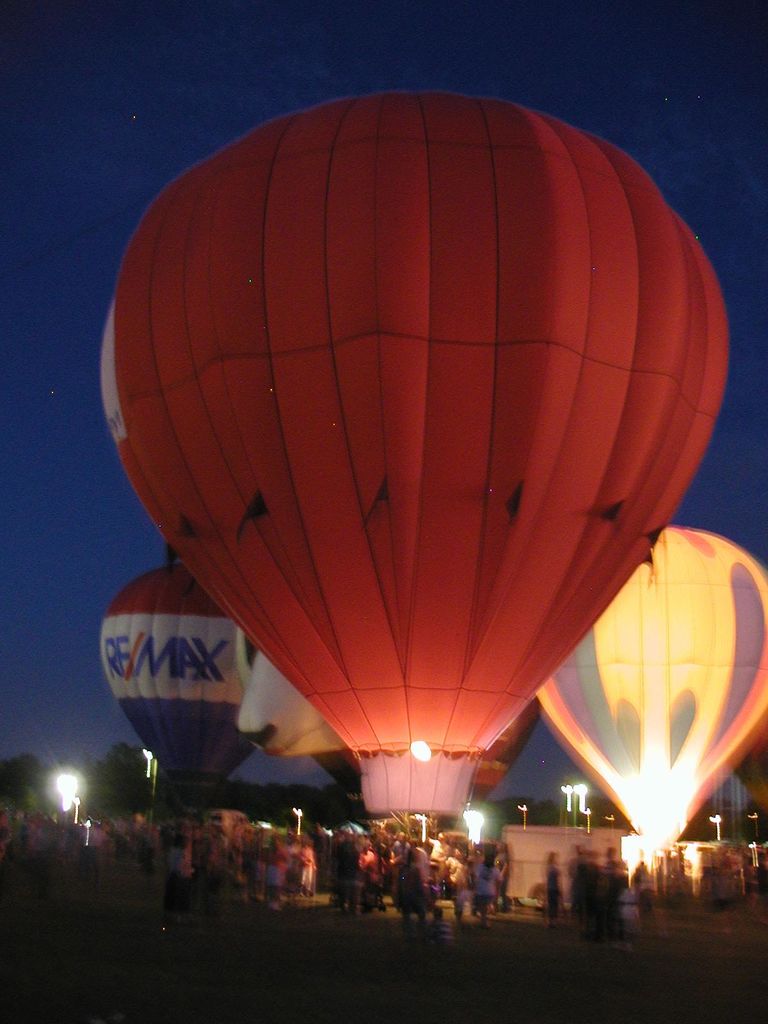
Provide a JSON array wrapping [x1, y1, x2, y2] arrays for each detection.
[[143, 749, 158, 824], [561, 785, 573, 827], [574, 784, 588, 830]]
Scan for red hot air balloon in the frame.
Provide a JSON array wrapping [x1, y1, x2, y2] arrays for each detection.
[[101, 92, 727, 814], [100, 564, 252, 806]]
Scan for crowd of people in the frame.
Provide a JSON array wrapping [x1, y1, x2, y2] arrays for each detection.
[[1, 807, 767, 947], [542, 842, 768, 947]]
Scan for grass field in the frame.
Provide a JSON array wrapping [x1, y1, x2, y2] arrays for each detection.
[[1, 856, 765, 1024]]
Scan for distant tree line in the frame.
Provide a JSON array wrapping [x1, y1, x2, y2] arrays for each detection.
[[4, 744, 754, 841], [3, 744, 621, 833], [0, 744, 360, 828]]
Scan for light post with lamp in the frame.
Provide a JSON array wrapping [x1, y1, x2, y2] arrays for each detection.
[[142, 749, 158, 823], [561, 785, 573, 826], [292, 807, 303, 836], [573, 784, 588, 814], [748, 812, 759, 840], [561, 784, 588, 827], [517, 804, 528, 830], [709, 814, 722, 842]]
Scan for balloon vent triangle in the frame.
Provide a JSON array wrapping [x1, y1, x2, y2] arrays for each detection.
[[237, 490, 269, 541], [506, 482, 523, 521], [601, 500, 624, 522]]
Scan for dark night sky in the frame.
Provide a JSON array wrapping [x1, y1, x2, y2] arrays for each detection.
[[1, 2, 765, 800]]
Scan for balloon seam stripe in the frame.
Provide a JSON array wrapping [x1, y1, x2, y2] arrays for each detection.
[[463, 96, 503, 677], [128, 341, 717, 402], [472, 122, 603, 749], [371, 96, 408, 677], [254, 111, 340, 645], [262, 135, 659, 194], [321, 97, 388, 746], [249, 111, 356, 678], [400, 92, 434, 748]]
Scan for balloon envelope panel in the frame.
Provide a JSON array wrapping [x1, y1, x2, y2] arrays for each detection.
[[104, 93, 727, 811], [539, 528, 768, 850]]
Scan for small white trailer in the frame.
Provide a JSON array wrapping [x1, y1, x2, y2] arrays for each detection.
[[501, 824, 623, 905]]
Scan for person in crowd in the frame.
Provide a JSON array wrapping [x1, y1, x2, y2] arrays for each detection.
[[443, 844, 460, 903], [632, 858, 654, 915], [400, 841, 430, 937], [26, 814, 56, 900], [474, 845, 501, 930], [429, 832, 449, 897], [581, 849, 602, 940], [300, 836, 317, 897], [265, 835, 288, 911], [283, 831, 302, 898], [710, 848, 740, 932], [335, 831, 362, 913], [569, 845, 587, 932], [545, 851, 562, 928], [359, 838, 385, 911], [602, 847, 626, 941], [446, 847, 471, 926], [137, 822, 157, 880], [240, 825, 260, 902], [374, 833, 392, 902], [616, 877, 640, 950], [201, 821, 228, 916], [390, 832, 409, 910], [163, 828, 193, 926], [496, 843, 510, 912]]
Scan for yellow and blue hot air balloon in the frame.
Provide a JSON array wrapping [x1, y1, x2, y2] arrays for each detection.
[[539, 527, 768, 851]]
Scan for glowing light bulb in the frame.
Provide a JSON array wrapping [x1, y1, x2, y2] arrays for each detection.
[[410, 740, 432, 763]]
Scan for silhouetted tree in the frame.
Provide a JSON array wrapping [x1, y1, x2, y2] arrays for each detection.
[[0, 754, 45, 810], [83, 744, 157, 817]]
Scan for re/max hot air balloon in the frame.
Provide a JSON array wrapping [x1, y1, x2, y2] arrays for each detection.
[[538, 527, 768, 852], [101, 92, 727, 814], [100, 563, 252, 806]]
